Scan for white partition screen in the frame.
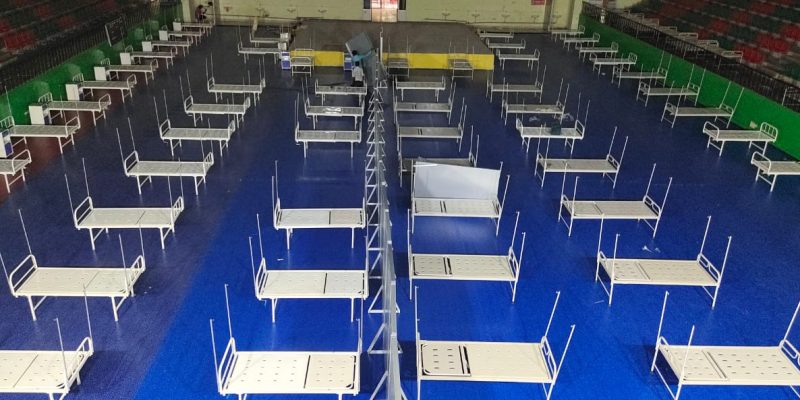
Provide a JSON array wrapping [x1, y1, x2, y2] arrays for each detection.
[[413, 164, 501, 200]]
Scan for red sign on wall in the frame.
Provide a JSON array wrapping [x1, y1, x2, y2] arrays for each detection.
[[532, 0, 545, 4]]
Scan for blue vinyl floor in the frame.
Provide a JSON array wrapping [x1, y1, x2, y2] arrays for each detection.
[[1, 26, 799, 400]]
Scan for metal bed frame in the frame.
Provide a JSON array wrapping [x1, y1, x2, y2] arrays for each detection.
[[558, 163, 673, 237], [0, 149, 30, 192], [314, 80, 368, 104], [123, 45, 176, 69], [304, 95, 364, 129], [486, 65, 546, 102], [394, 83, 458, 123], [514, 92, 588, 152], [415, 288, 575, 400], [29, 92, 110, 126], [97, 57, 157, 85], [408, 211, 525, 302], [291, 48, 315, 76], [0, 115, 81, 154], [596, 216, 730, 308], [636, 66, 704, 106], [399, 129, 479, 182], [395, 76, 446, 101], [237, 42, 280, 62], [591, 52, 637, 77], [496, 48, 540, 70], [534, 128, 627, 187], [69, 72, 137, 102], [294, 97, 362, 158], [751, 150, 800, 192], [501, 79, 569, 125], [396, 99, 467, 152], [652, 292, 800, 400], [550, 25, 585, 41], [562, 32, 600, 50], [702, 121, 778, 157], [577, 41, 618, 61], [486, 38, 526, 53], [183, 95, 250, 127], [662, 82, 743, 128]]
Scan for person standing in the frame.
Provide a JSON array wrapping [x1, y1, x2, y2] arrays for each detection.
[[352, 62, 365, 87], [195, 5, 207, 22]]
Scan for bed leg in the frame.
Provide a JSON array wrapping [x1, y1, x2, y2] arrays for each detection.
[[160, 229, 166, 249], [351, 228, 355, 248], [271, 299, 277, 323], [89, 229, 97, 251], [27, 296, 40, 320], [608, 282, 615, 306], [112, 297, 120, 321], [350, 299, 355, 322], [286, 229, 291, 249]]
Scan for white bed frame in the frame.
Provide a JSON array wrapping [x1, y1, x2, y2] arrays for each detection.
[[250, 215, 368, 322], [117, 126, 214, 195], [486, 65, 546, 102], [30, 92, 111, 126], [596, 215, 730, 308], [551, 25, 584, 41], [591, 52, 637, 77], [210, 285, 362, 400], [69, 72, 137, 101], [534, 128, 627, 187], [208, 77, 266, 103], [478, 30, 513, 41], [249, 31, 283, 45], [562, 32, 600, 50], [486, 38, 526, 52], [294, 97, 362, 158], [175, 20, 214, 35], [122, 44, 176, 69], [271, 163, 366, 249], [0, 149, 31, 192], [558, 163, 672, 237], [66, 162, 184, 250], [662, 82, 743, 128], [636, 66, 704, 107], [399, 129, 479, 182], [408, 211, 525, 302], [501, 79, 569, 125], [577, 41, 618, 61], [415, 288, 575, 400], [652, 292, 800, 400], [751, 150, 800, 192], [304, 95, 364, 130], [612, 53, 671, 88], [0, 317, 93, 400], [513, 92, 587, 152], [702, 121, 778, 156], [144, 38, 191, 56], [315, 80, 368, 104], [183, 95, 250, 127], [394, 83, 458, 124], [395, 76, 447, 101], [237, 42, 280, 63], [497, 48, 540, 70], [291, 48, 315, 76], [396, 99, 467, 153], [386, 52, 410, 77], [411, 167, 510, 235], [447, 46, 474, 79], [2, 211, 146, 321], [0, 115, 81, 154], [98, 57, 157, 84]]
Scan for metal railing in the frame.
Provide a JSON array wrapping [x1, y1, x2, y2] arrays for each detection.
[[0, 1, 159, 90], [583, 2, 800, 112]]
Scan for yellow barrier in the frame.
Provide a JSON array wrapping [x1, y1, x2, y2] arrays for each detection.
[[290, 50, 494, 70]]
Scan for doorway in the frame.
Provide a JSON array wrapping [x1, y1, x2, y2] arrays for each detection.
[[371, 0, 398, 22]]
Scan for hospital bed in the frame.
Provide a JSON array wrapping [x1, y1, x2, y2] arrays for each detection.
[[637, 81, 699, 107], [478, 30, 513, 41], [395, 76, 447, 101], [29, 92, 111, 126], [96, 57, 157, 84], [577, 41, 618, 61], [448, 53, 474, 79], [144, 39, 191, 56], [249, 32, 283, 45], [291, 48, 315, 75], [702, 121, 778, 156], [66, 170, 184, 250], [237, 42, 280, 62], [250, 217, 368, 323], [559, 163, 672, 237], [210, 286, 361, 400], [562, 32, 600, 50], [207, 77, 266, 103], [662, 84, 743, 128], [68, 72, 137, 102], [496, 49, 540, 70], [159, 118, 236, 156], [183, 95, 250, 127], [501, 80, 568, 125], [123, 150, 214, 196], [121, 45, 176, 69], [0, 114, 80, 154], [408, 211, 525, 302], [486, 39, 526, 53], [294, 99, 362, 158], [596, 216, 730, 308], [411, 164, 509, 235], [396, 100, 467, 152], [271, 167, 366, 249], [3, 214, 146, 321], [315, 80, 368, 104], [394, 85, 458, 123], [0, 320, 93, 400], [613, 66, 667, 88], [652, 292, 800, 400], [0, 149, 31, 192], [304, 96, 364, 129], [534, 129, 627, 187], [415, 288, 575, 400], [174, 20, 213, 35], [514, 96, 588, 152], [163, 28, 203, 44], [591, 52, 637, 76], [399, 130, 479, 180], [486, 66, 546, 102], [550, 25, 584, 41], [750, 151, 800, 192]]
